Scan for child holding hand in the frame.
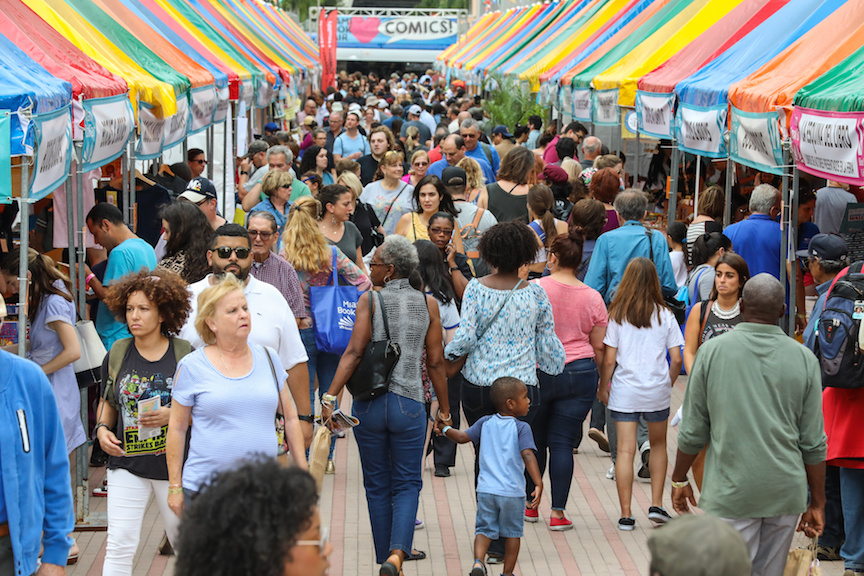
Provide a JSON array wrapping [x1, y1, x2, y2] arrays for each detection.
[[441, 377, 542, 576]]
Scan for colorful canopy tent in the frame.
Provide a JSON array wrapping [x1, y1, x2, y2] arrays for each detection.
[[634, 0, 786, 139], [22, 0, 178, 119], [541, 0, 666, 87], [726, 0, 864, 174], [790, 45, 864, 186], [673, 0, 848, 157], [437, 11, 494, 66], [254, 0, 319, 66], [452, 4, 547, 71], [592, 0, 748, 109], [509, 0, 637, 88]]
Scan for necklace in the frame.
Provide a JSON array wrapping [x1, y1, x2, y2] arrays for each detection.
[[712, 300, 740, 320], [218, 346, 249, 377]]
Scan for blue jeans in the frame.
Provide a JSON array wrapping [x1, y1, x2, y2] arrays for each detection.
[[352, 392, 426, 564], [530, 359, 598, 510], [840, 467, 864, 572], [300, 327, 340, 460]]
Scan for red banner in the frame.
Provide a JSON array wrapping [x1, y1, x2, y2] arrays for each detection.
[[319, 9, 338, 92]]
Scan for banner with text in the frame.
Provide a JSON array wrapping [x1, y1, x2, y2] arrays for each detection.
[[31, 105, 72, 201], [190, 86, 217, 135], [137, 103, 164, 161], [675, 103, 727, 158], [730, 107, 783, 175], [790, 106, 864, 186], [636, 91, 675, 139], [82, 93, 134, 172], [337, 15, 457, 50], [163, 92, 190, 151], [593, 89, 619, 126], [571, 88, 592, 122], [320, 10, 338, 91], [214, 86, 230, 124]]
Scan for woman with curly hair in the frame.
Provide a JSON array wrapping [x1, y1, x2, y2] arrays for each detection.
[[156, 201, 212, 284], [93, 269, 193, 575], [457, 157, 486, 204], [298, 144, 335, 186], [174, 460, 331, 576], [443, 221, 565, 563]]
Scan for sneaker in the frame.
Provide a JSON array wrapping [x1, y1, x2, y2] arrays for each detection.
[[606, 464, 616, 480], [486, 554, 504, 565], [618, 517, 635, 531], [92, 484, 108, 497], [638, 442, 651, 480], [414, 518, 424, 530], [434, 465, 451, 478], [588, 428, 610, 453], [814, 545, 842, 561], [648, 506, 672, 525], [524, 507, 539, 522], [550, 516, 573, 531]]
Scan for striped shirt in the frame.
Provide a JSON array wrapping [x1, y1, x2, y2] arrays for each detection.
[[250, 251, 307, 319]]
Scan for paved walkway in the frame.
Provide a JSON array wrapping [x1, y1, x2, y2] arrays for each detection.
[[68, 377, 842, 576]]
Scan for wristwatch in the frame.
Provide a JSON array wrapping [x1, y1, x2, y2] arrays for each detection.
[[449, 266, 460, 272], [240, 170, 249, 176], [297, 414, 314, 423]]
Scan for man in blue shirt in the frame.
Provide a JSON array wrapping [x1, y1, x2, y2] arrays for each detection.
[[332, 111, 370, 162], [0, 304, 74, 576], [460, 118, 500, 175], [723, 184, 782, 280], [85, 202, 157, 348], [585, 190, 678, 303], [799, 234, 849, 351], [428, 134, 495, 184]]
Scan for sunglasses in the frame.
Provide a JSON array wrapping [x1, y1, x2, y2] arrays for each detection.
[[193, 159, 208, 165], [213, 246, 251, 259], [247, 231, 273, 240], [413, 162, 429, 167]]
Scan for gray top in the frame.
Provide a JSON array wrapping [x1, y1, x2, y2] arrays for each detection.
[[372, 278, 429, 404], [327, 221, 363, 264], [814, 185, 856, 235]]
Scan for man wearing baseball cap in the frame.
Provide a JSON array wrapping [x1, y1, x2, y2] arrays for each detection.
[[491, 125, 515, 160], [238, 140, 270, 203], [798, 234, 849, 351], [181, 176, 227, 229], [264, 121, 280, 136], [401, 104, 432, 145]]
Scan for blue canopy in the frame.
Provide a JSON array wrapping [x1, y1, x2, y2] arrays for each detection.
[[0, 34, 72, 155], [675, 0, 848, 108]]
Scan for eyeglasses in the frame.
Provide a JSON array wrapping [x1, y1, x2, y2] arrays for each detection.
[[247, 231, 273, 241], [213, 246, 251, 259], [369, 261, 390, 268], [295, 527, 329, 554], [428, 227, 453, 236]]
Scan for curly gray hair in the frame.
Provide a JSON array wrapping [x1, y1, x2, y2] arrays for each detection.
[[378, 235, 419, 278]]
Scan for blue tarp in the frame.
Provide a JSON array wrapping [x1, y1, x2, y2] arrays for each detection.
[[0, 34, 72, 155], [674, 0, 848, 108]]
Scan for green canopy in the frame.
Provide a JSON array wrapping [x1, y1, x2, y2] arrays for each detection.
[[570, 0, 698, 88], [793, 44, 864, 112]]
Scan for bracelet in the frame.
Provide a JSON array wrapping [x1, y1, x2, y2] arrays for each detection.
[[169, 483, 182, 488], [671, 480, 689, 489], [442, 425, 453, 435], [297, 414, 314, 423], [449, 266, 460, 272], [85, 273, 96, 287], [92, 423, 109, 440], [322, 393, 337, 406], [240, 171, 249, 176], [168, 487, 184, 495], [437, 410, 452, 422], [796, 313, 806, 319]]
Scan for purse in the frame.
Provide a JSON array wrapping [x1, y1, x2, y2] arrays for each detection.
[[73, 319, 107, 389], [265, 349, 290, 456], [445, 279, 523, 378], [346, 291, 401, 402], [645, 228, 687, 325], [310, 247, 361, 355]]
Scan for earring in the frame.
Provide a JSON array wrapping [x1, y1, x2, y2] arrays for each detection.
[[384, 274, 391, 283], [331, 214, 337, 224]]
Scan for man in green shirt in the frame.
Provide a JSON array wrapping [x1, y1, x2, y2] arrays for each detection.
[[671, 274, 827, 576]]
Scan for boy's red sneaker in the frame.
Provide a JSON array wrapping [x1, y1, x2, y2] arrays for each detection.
[[550, 516, 573, 531], [524, 507, 539, 522]]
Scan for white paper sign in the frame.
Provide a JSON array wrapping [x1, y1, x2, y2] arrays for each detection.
[[561, 86, 572, 112], [636, 91, 674, 139], [82, 94, 134, 171], [791, 108, 864, 183], [571, 87, 591, 121], [32, 106, 72, 200], [214, 86, 230, 124], [676, 104, 727, 157], [593, 89, 619, 126], [240, 79, 254, 112], [162, 93, 190, 151], [730, 107, 783, 175], [190, 86, 217, 134], [137, 104, 164, 160]]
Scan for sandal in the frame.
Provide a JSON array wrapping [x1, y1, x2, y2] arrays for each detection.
[[470, 558, 487, 576], [404, 549, 427, 561]]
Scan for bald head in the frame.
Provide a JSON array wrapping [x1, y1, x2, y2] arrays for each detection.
[[741, 273, 786, 323], [582, 136, 602, 160]]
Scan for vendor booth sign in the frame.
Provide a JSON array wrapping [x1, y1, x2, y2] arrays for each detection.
[[82, 93, 134, 172], [676, 104, 727, 158], [137, 103, 164, 161], [162, 93, 190, 151], [730, 107, 784, 175], [593, 89, 619, 126], [337, 15, 457, 50], [31, 105, 72, 201], [636, 91, 674, 139], [791, 107, 864, 186], [190, 86, 217, 135], [571, 88, 592, 122]]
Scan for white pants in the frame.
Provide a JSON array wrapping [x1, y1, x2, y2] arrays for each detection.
[[723, 514, 799, 576], [103, 468, 180, 576]]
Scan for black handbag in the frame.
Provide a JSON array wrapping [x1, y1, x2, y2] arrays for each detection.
[[645, 228, 687, 325], [346, 291, 401, 402]]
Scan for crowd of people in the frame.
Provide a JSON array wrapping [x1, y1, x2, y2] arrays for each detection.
[[0, 68, 861, 576]]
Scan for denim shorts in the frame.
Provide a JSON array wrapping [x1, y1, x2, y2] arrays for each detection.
[[609, 408, 670, 423], [475, 492, 525, 539]]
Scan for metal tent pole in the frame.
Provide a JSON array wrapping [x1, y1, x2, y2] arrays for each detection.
[[66, 154, 77, 307], [724, 146, 733, 227], [121, 148, 130, 226], [779, 142, 790, 325], [206, 125, 214, 181], [694, 154, 701, 216], [128, 140, 137, 230], [75, 149, 86, 316], [635, 129, 640, 187], [668, 144, 680, 223], [788, 162, 800, 338], [16, 156, 30, 358]]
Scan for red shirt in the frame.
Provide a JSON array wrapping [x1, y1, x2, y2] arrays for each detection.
[[428, 145, 442, 163], [823, 387, 864, 469]]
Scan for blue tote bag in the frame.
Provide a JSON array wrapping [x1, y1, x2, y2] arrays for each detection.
[[310, 247, 361, 355]]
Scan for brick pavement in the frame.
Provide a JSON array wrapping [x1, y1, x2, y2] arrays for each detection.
[[68, 377, 843, 576]]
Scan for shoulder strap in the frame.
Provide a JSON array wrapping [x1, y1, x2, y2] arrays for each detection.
[[698, 300, 714, 343], [528, 220, 545, 241], [380, 183, 407, 227], [644, 227, 655, 263], [481, 142, 494, 167], [330, 246, 339, 286], [263, 347, 284, 416], [476, 279, 523, 342], [689, 267, 708, 304], [107, 338, 134, 386], [375, 291, 392, 340], [172, 338, 193, 363]]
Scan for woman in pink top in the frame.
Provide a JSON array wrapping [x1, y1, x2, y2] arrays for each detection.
[[528, 226, 608, 531]]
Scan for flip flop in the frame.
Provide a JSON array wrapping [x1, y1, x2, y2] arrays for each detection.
[[470, 558, 487, 576], [404, 549, 427, 561]]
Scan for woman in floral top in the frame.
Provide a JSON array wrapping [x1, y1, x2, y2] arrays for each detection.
[[283, 196, 371, 473]]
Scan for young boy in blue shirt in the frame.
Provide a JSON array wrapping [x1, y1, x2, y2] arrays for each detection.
[[441, 377, 543, 576]]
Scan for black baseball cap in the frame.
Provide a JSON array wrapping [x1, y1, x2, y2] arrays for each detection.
[[441, 166, 467, 188], [180, 177, 217, 203], [796, 233, 848, 261]]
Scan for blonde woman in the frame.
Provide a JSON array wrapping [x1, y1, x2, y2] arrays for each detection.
[[359, 151, 413, 236], [283, 196, 371, 473], [403, 149, 429, 187], [251, 169, 294, 248], [340, 171, 384, 256], [457, 157, 486, 204], [167, 275, 306, 517], [403, 125, 426, 161]]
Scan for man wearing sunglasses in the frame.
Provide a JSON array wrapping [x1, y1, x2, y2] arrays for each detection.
[[187, 148, 208, 179], [179, 224, 313, 446]]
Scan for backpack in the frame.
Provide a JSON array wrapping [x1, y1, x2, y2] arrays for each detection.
[[104, 337, 193, 394], [676, 266, 709, 320], [815, 261, 864, 389]]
